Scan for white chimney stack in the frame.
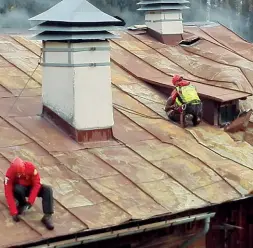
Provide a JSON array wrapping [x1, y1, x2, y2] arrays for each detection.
[[29, 0, 122, 142], [137, 0, 190, 35]]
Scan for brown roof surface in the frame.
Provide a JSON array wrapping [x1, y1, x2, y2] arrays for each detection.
[[1, 23, 253, 247]]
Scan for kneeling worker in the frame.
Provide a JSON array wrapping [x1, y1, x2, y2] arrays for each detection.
[[4, 157, 54, 230], [165, 75, 202, 126]]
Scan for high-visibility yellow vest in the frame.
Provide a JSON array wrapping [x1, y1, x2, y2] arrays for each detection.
[[175, 85, 200, 106]]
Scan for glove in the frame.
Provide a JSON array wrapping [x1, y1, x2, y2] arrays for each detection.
[[12, 215, 20, 222], [23, 203, 32, 214]]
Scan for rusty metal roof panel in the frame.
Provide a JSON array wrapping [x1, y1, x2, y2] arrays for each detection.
[[1, 23, 253, 247], [110, 39, 251, 102]]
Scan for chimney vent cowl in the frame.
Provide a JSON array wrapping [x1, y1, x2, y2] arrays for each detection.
[[137, 0, 190, 36], [29, 0, 123, 142]]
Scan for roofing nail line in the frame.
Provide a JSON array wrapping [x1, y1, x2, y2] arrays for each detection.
[[112, 82, 244, 199], [126, 32, 239, 87]]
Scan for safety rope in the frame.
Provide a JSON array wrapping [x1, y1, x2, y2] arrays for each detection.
[[1, 50, 42, 120]]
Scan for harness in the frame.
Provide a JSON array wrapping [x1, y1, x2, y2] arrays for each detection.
[[175, 85, 200, 109]]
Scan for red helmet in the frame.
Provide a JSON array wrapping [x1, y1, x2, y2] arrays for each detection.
[[11, 157, 25, 175], [172, 75, 183, 86]]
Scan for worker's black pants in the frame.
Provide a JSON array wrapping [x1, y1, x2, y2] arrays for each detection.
[[169, 103, 203, 126], [14, 184, 54, 215]]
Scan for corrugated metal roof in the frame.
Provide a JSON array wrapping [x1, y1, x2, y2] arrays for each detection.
[[0, 23, 253, 247], [29, 0, 121, 24], [30, 31, 118, 41]]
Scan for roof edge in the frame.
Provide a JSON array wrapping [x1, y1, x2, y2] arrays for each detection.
[[15, 212, 216, 248]]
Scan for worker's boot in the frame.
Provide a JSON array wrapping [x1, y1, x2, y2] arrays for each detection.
[[41, 214, 54, 230]]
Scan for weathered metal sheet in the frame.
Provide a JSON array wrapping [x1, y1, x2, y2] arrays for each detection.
[[12, 36, 42, 56], [113, 110, 156, 143], [0, 202, 41, 248], [88, 174, 167, 219], [139, 178, 206, 212], [0, 119, 31, 148], [200, 25, 253, 62], [188, 125, 253, 169], [193, 180, 240, 203], [90, 146, 167, 183], [183, 26, 226, 47], [13, 116, 83, 152], [70, 201, 131, 229], [1, 22, 253, 247], [129, 140, 221, 191], [0, 96, 41, 117], [111, 39, 251, 102], [53, 150, 119, 180]]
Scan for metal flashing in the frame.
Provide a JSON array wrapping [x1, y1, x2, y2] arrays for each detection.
[[42, 47, 110, 52], [138, 0, 190, 5], [30, 32, 118, 41], [41, 62, 111, 67], [138, 4, 189, 11], [145, 18, 183, 23]]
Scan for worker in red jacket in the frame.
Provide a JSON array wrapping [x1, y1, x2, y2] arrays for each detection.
[[164, 75, 202, 126], [4, 157, 54, 230]]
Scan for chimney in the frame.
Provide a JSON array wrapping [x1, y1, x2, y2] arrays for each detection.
[[29, 0, 122, 143], [137, 0, 190, 44]]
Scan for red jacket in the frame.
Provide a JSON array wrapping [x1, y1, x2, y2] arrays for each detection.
[[4, 161, 41, 216], [170, 80, 190, 104]]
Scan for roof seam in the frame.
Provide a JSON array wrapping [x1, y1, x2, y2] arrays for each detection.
[[183, 42, 253, 91], [0, 118, 99, 229], [11, 36, 41, 57], [0, 54, 40, 85], [199, 26, 253, 63], [2, 152, 90, 229], [114, 136, 212, 206], [111, 35, 248, 95], [111, 82, 244, 198], [126, 31, 247, 93], [87, 149, 168, 212]]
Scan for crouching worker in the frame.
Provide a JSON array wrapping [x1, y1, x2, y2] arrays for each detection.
[[4, 157, 54, 230], [165, 75, 202, 126]]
